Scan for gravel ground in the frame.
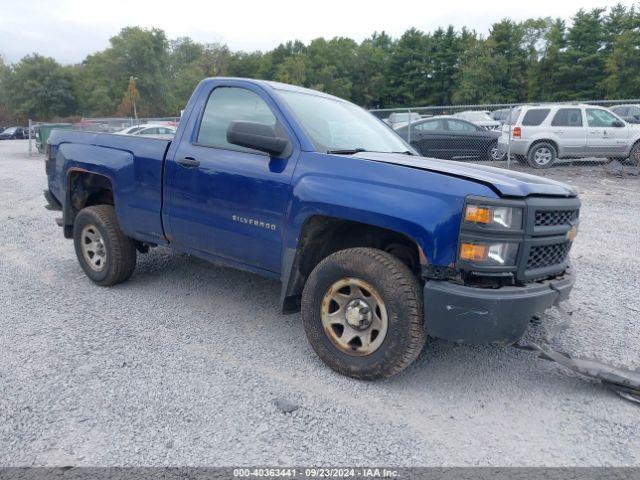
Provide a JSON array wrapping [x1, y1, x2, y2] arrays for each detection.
[[0, 139, 639, 467]]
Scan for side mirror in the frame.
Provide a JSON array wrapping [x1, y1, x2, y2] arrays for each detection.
[[227, 121, 289, 156], [612, 120, 625, 128]]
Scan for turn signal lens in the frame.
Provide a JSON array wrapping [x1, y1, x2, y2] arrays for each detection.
[[464, 205, 492, 224], [460, 243, 488, 262], [464, 203, 523, 230], [459, 242, 519, 266], [513, 127, 521, 139]]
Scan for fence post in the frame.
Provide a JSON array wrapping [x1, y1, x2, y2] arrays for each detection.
[[407, 108, 412, 145], [507, 106, 512, 169], [28, 119, 32, 156]]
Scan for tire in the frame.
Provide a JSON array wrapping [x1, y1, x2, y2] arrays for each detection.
[[73, 205, 137, 286], [628, 142, 640, 167], [301, 247, 426, 380], [486, 141, 506, 161], [527, 142, 557, 169]]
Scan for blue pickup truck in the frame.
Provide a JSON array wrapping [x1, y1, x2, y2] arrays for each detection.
[[44, 78, 580, 379]]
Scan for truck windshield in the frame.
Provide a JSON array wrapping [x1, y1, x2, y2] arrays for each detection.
[[278, 90, 413, 154]]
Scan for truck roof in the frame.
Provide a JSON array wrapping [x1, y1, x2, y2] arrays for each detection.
[[203, 77, 347, 102]]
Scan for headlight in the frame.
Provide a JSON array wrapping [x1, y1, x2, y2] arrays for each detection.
[[459, 242, 519, 266], [464, 204, 523, 230]]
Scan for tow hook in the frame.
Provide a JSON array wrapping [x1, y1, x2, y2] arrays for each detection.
[[514, 304, 640, 406]]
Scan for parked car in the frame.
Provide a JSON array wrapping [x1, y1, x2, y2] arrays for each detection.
[[395, 116, 505, 161], [454, 111, 501, 130], [116, 125, 146, 135], [45, 78, 579, 380], [115, 124, 176, 138], [132, 125, 176, 139], [609, 104, 640, 124], [383, 112, 423, 129], [499, 104, 640, 168], [0, 126, 26, 140], [491, 108, 513, 124]]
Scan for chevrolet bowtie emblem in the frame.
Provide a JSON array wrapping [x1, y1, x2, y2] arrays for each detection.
[[567, 225, 578, 242]]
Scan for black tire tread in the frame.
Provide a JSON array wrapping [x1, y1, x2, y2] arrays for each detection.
[[74, 205, 136, 286], [301, 247, 426, 380], [527, 142, 557, 169]]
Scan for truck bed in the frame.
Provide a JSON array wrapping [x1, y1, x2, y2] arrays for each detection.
[[47, 130, 172, 245]]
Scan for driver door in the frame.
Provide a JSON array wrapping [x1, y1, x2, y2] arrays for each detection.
[[163, 85, 298, 274]]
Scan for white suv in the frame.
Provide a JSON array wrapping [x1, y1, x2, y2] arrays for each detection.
[[498, 104, 640, 168]]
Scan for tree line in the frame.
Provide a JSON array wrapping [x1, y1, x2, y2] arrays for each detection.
[[1, 4, 639, 124]]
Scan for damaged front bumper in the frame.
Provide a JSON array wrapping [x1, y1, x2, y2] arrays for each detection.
[[423, 270, 574, 344]]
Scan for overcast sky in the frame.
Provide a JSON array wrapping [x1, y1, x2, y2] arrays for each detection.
[[0, 0, 632, 64]]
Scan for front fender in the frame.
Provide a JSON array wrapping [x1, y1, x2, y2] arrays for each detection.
[[285, 174, 463, 265], [279, 158, 499, 311]]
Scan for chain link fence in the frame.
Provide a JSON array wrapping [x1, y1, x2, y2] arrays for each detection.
[[26, 100, 640, 174], [370, 99, 640, 172]]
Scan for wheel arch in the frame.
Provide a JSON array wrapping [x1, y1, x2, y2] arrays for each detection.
[[63, 169, 115, 238], [528, 138, 559, 157], [280, 214, 428, 314]]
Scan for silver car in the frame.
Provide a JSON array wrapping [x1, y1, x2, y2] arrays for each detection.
[[498, 104, 640, 168], [454, 111, 501, 130]]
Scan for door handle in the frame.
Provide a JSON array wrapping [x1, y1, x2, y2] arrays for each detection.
[[553, 130, 564, 134], [177, 156, 200, 167]]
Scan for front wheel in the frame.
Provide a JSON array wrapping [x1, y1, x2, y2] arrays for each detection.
[[301, 248, 426, 380], [527, 142, 557, 169], [73, 205, 137, 286]]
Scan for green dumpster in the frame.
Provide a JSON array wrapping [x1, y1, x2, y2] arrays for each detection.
[[35, 123, 73, 154]]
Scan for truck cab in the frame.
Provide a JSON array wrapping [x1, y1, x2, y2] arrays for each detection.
[[45, 78, 580, 379]]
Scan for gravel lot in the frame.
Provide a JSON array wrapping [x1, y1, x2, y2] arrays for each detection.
[[0, 139, 639, 467]]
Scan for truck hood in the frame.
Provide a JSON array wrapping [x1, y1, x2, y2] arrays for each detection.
[[353, 152, 577, 198]]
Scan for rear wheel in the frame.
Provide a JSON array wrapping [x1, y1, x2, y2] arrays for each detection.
[[73, 205, 137, 286], [301, 247, 426, 380], [527, 142, 557, 169], [487, 141, 506, 161]]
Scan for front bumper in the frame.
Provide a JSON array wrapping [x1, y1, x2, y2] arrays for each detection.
[[423, 270, 574, 344]]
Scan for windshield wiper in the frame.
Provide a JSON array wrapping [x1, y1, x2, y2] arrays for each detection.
[[327, 148, 368, 155], [392, 150, 417, 156], [327, 148, 417, 156]]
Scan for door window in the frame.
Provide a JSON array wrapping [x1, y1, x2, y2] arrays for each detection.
[[197, 87, 277, 153], [446, 120, 477, 132], [414, 120, 441, 131], [551, 108, 583, 127], [586, 108, 620, 127], [521, 109, 550, 126]]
